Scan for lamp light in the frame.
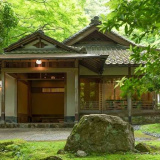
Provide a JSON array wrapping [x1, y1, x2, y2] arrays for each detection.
[[36, 60, 42, 64]]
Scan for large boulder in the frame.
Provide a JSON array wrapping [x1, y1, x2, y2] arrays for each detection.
[[64, 114, 135, 153]]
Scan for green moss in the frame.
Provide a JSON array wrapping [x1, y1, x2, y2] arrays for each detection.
[[134, 130, 157, 140], [1, 139, 160, 160], [140, 123, 160, 134], [135, 143, 151, 152]]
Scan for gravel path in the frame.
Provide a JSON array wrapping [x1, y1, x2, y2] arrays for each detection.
[[0, 125, 158, 142], [0, 128, 72, 141]]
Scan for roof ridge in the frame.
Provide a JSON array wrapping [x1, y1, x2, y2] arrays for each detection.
[[4, 30, 86, 53], [110, 31, 136, 46], [63, 16, 136, 46]]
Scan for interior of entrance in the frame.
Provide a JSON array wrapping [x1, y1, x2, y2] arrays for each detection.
[[14, 73, 65, 123]]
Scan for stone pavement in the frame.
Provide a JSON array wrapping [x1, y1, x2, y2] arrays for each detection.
[[0, 128, 72, 141]]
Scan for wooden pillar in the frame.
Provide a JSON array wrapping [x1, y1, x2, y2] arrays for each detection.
[[102, 79, 105, 113], [99, 79, 103, 113], [28, 81, 32, 122], [1, 71, 5, 123], [127, 92, 132, 124], [153, 92, 158, 109], [127, 66, 132, 124], [75, 60, 79, 122]]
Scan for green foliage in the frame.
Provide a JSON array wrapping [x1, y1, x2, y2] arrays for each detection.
[[101, 0, 160, 95], [1, 0, 89, 52], [0, 1, 18, 51], [140, 123, 160, 134], [82, 0, 109, 18], [115, 77, 147, 98], [1, 139, 160, 159]]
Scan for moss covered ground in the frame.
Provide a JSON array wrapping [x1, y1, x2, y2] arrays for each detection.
[[1, 125, 160, 160], [1, 139, 160, 160], [140, 123, 160, 134]]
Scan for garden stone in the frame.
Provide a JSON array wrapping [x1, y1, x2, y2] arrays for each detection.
[[76, 150, 87, 157], [135, 143, 151, 152], [64, 114, 135, 153], [57, 149, 65, 154], [41, 156, 62, 160]]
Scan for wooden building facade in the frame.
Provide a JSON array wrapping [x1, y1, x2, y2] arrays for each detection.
[[0, 17, 159, 124]]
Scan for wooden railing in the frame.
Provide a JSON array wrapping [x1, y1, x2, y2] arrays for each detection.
[[80, 101, 99, 110], [104, 100, 127, 110], [80, 100, 154, 110]]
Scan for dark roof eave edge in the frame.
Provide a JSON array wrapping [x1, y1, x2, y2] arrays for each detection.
[[0, 55, 108, 60]]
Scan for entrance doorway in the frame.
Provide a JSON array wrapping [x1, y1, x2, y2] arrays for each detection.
[[16, 73, 65, 123]]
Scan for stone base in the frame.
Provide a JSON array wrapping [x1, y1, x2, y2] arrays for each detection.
[[0, 123, 74, 128], [64, 116, 75, 122], [0, 116, 17, 123], [80, 114, 160, 125], [122, 115, 160, 124]]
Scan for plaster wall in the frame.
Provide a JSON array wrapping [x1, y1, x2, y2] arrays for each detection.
[[5, 74, 17, 117], [103, 66, 128, 75], [66, 71, 76, 119], [79, 65, 98, 75], [24, 40, 56, 49], [80, 65, 129, 76]]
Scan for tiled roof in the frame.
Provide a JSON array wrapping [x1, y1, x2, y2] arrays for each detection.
[[4, 30, 86, 54], [63, 17, 135, 46], [63, 17, 137, 65], [5, 48, 86, 54], [63, 24, 95, 44], [75, 44, 135, 65]]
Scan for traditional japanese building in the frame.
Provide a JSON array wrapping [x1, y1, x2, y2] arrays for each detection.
[[0, 17, 158, 124]]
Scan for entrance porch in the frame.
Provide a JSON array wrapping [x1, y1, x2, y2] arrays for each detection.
[[1, 65, 79, 123]]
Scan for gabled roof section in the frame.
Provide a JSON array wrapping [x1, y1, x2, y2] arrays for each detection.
[[63, 16, 135, 46], [4, 30, 86, 54]]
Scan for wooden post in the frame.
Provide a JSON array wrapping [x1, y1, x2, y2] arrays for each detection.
[[127, 65, 132, 124], [1, 71, 5, 123], [98, 80, 102, 113], [153, 92, 158, 110], [102, 79, 105, 113], [75, 60, 79, 122], [127, 92, 132, 124]]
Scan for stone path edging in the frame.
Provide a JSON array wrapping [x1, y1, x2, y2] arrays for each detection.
[[143, 131, 160, 138]]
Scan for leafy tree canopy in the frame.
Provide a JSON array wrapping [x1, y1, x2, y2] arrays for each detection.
[[0, 1, 18, 51], [100, 0, 160, 95], [81, 0, 109, 18], [0, 0, 89, 52]]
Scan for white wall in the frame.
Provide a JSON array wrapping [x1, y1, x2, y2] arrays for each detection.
[[66, 71, 76, 117], [79, 65, 98, 75], [80, 65, 129, 76], [5, 74, 17, 117], [103, 66, 128, 75]]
